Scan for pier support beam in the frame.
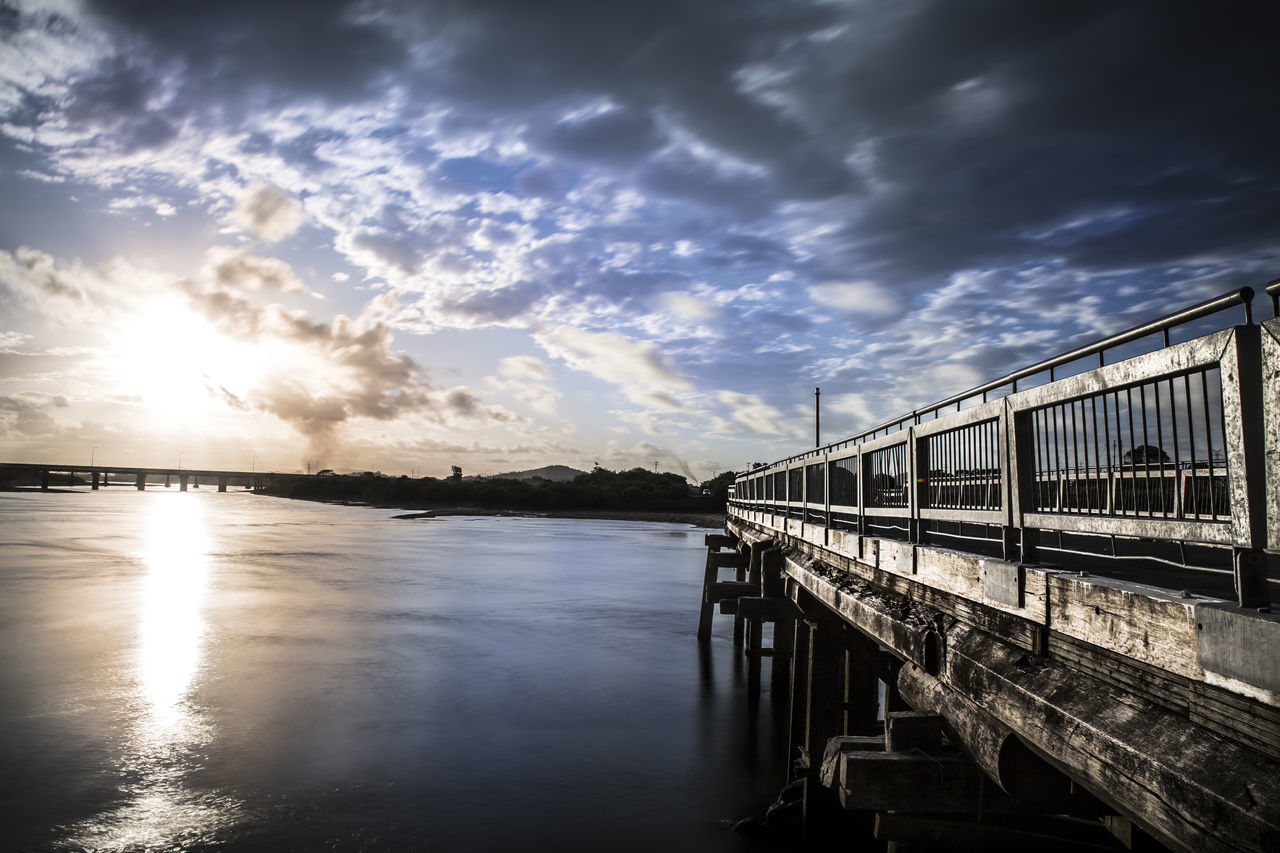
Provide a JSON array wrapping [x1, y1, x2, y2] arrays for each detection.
[[217, 476, 228, 492], [39, 469, 49, 491], [134, 472, 146, 490], [800, 606, 847, 834], [91, 471, 99, 490], [179, 474, 188, 492], [697, 547, 748, 641]]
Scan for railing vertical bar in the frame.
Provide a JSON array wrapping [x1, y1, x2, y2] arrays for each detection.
[[1057, 403, 1069, 512], [1183, 372, 1199, 519], [949, 429, 957, 509], [1199, 369, 1215, 520], [1154, 379, 1167, 518], [1039, 407, 1049, 511], [1101, 390, 1114, 514], [991, 418, 1000, 510], [962, 422, 972, 507], [1069, 398, 1081, 511], [1112, 388, 1124, 515], [1089, 395, 1101, 514], [1168, 376, 1182, 519], [1125, 386, 1138, 517], [1139, 382, 1153, 517]]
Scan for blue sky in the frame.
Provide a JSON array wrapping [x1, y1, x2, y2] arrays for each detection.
[[0, 1, 1276, 479]]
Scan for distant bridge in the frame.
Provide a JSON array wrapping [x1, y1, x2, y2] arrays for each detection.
[[703, 280, 1280, 852], [0, 461, 287, 492]]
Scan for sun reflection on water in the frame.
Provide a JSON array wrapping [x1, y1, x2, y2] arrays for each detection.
[[59, 494, 241, 850], [137, 494, 211, 732]]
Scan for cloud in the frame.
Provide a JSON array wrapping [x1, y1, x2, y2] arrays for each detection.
[[534, 325, 690, 410], [202, 246, 305, 293], [0, 247, 89, 308], [226, 183, 306, 242], [0, 393, 61, 436], [2, 1, 1278, 474], [807, 281, 897, 317], [716, 391, 790, 436], [499, 355, 551, 381], [0, 330, 31, 349]]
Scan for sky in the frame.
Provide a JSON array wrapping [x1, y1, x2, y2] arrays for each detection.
[[0, 1, 1276, 480]]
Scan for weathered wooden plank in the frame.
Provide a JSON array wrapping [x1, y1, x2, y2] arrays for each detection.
[[707, 550, 749, 569], [1045, 573, 1203, 680], [944, 623, 1280, 853], [784, 556, 943, 674], [817, 735, 884, 788], [704, 532, 733, 549], [783, 536, 1044, 652], [884, 711, 944, 753], [1048, 629, 1280, 761], [736, 596, 803, 621], [831, 751, 985, 812], [896, 664, 1087, 813], [705, 580, 757, 603]]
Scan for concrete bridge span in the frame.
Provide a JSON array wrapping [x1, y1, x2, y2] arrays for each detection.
[[0, 461, 280, 492], [705, 282, 1280, 851]]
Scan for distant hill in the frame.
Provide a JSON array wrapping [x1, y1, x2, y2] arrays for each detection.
[[467, 465, 587, 483]]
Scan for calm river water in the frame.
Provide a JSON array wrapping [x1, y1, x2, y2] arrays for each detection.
[[0, 490, 788, 852]]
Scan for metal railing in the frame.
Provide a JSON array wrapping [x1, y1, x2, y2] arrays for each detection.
[[729, 282, 1278, 606]]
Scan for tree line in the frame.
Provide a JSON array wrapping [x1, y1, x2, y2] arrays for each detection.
[[264, 466, 739, 512]]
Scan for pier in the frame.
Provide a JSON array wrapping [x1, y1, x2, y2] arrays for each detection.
[[706, 281, 1280, 851]]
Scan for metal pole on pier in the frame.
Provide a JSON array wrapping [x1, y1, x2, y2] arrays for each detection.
[[815, 386, 821, 448]]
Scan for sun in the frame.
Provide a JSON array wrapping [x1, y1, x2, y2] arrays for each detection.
[[112, 299, 263, 424]]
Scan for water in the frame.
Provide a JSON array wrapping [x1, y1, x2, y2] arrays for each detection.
[[0, 490, 787, 851]]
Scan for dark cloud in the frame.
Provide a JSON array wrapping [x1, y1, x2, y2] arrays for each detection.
[[85, 0, 409, 107], [543, 106, 666, 164], [437, 281, 545, 326]]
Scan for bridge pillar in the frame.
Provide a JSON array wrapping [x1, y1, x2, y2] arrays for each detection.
[[843, 628, 883, 737], [40, 469, 49, 491], [733, 548, 748, 648], [192, 475, 199, 489], [746, 543, 765, 695], [91, 471, 99, 490], [135, 472, 146, 490], [164, 473, 170, 488], [179, 474, 188, 492], [102, 471, 109, 486], [218, 476, 228, 492], [801, 606, 848, 836]]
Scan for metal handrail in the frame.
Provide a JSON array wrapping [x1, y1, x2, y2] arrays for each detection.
[[754, 284, 1261, 473]]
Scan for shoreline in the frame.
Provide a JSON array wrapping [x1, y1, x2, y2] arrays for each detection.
[[1, 486, 728, 530], [385, 506, 726, 529]]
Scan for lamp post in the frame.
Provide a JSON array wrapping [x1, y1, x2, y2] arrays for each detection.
[[815, 386, 821, 448], [90, 446, 97, 469]]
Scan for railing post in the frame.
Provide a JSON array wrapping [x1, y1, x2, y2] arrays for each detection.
[[1263, 316, 1280, 555], [1223, 325, 1270, 607], [1006, 400, 1039, 564]]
